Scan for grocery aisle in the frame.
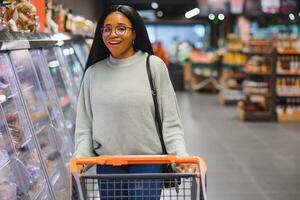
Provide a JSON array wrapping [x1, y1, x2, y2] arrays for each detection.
[[176, 92, 300, 200]]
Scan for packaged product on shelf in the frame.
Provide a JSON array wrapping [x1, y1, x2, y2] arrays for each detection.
[[243, 80, 269, 95], [245, 38, 273, 53], [276, 77, 300, 97], [276, 55, 300, 74], [277, 31, 300, 53], [277, 98, 300, 122], [4, 0, 38, 32], [245, 56, 272, 74]]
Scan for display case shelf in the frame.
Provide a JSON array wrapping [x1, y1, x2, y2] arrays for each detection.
[[0, 154, 10, 170], [51, 172, 61, 186], [19, 137, 32, 149]]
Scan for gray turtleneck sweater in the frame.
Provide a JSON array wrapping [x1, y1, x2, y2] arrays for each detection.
[[74, 51, 188, 157]]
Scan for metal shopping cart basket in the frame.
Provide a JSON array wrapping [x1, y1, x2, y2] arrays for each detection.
[[70, 155, 207, 200]]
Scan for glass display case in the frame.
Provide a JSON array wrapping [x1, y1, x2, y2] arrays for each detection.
[[30, 49, 73, 166], [42, 47, 77, 140], [0, 53, 51, 199], [72, 40, 90, 68], [0, 107, 25, 200], [0, 32, 89, 199], [61, 45, 84, 91], [9, 50, 70, 198]]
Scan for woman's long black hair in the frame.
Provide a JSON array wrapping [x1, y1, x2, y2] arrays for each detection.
[[84, 5, 154, 73]]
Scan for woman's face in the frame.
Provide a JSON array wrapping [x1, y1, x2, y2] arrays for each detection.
[[102, 12, 136, 59]]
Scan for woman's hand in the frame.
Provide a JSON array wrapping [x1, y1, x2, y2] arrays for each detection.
[[77, 165, 84, 176], [178, 164, 196, 173]]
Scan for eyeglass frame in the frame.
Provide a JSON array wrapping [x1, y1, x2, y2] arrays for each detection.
[[101, 25, 134, 37]]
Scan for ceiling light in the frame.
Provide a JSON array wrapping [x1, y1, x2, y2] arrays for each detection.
[[151, 2, 159, 9], [208, 14, 215, 20], [185, 8, 200, 19], [218, 13, 225, 20], [289, 13, 295, 20], [157, 11, 163, 17]]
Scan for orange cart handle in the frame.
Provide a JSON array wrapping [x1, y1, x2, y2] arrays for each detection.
[[70, 155, 207, 175]]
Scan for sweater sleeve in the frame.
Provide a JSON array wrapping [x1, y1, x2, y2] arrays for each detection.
[[73, 68, 96, 157], [150, 56, 188, 156]]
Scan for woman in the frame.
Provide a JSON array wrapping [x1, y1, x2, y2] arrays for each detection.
[[74, 4, 190, 199]]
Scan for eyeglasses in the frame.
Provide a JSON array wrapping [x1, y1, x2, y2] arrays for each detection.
[[101, 25, 134, 37]]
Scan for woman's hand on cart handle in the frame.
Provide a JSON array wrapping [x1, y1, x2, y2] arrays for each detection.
[[77, 165, 84, 175], [178, 164, 196, 173]]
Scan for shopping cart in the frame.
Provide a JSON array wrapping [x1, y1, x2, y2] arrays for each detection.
[[70, 155, 207, 200]]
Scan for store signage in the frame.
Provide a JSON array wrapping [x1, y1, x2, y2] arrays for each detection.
[[230, 0, 245, 14], [261, 0, 280, 14], [280, 0, 298, 14], [244, 0, 262, 16]]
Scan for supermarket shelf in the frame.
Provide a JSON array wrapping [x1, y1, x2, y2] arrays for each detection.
[[276, 73, 300, 77], [226, 85, 243, 90], [237, 108, 273, 121], [243, 50, 273, 55], [222, 63, 244, 68], [277, 95, 300, 98], [220, 99, 241, 106], [277, 50, 300, 55], [245, 92, 272, 97], [244, 71, 272, 76], [277, 113, 300, 123]]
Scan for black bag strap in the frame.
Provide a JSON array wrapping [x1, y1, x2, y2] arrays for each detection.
[[146, 55, 167, 154]]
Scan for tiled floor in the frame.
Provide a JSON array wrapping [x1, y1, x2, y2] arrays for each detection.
[[176, 92, 300, 200]]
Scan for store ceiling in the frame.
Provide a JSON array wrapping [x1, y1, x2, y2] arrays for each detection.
[[58, 0, 300, 21], [105, 0, 198, 19]]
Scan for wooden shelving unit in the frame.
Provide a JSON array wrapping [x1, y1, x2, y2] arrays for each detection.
[[219, 34, 247, 105], [237, 38, 276, 121], [275, 51, 300, 123]]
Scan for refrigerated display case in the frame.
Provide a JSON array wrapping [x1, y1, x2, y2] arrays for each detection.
[[42, 47, 77, 139], [72, 39, 90, 68], [0, 31, 89, 199], [0, 106, 26, 200], [61, 45, 84, 91], [0, 53, 52, 199], [29, 49, 74, 165], [9, 50, 70, 199]]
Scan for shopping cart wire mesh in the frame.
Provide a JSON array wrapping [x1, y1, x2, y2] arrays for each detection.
[[70, 155, 207, 200], [79, 173, 198, 199]]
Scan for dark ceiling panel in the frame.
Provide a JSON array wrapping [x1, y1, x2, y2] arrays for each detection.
[[105, 0, 198, 19]]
